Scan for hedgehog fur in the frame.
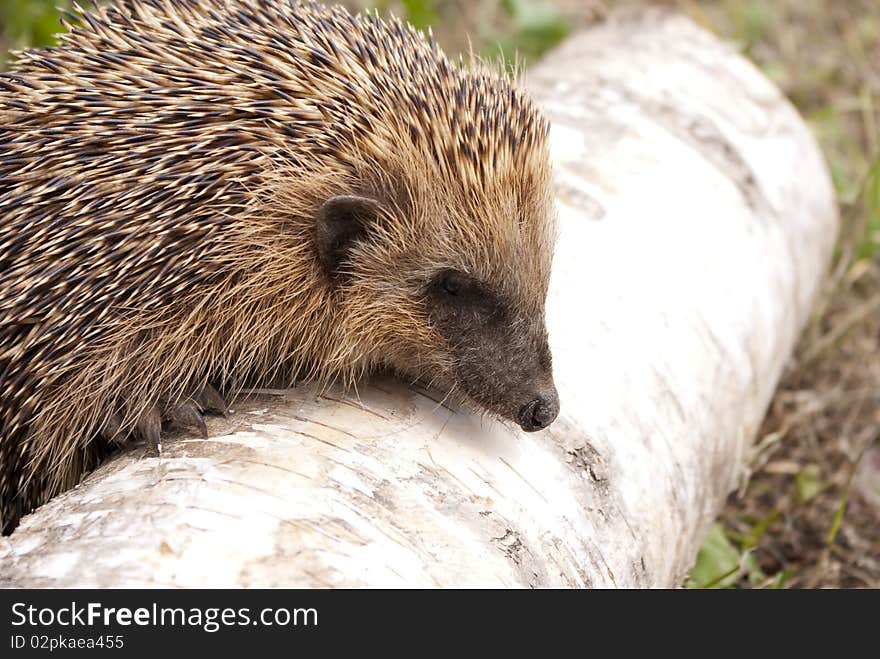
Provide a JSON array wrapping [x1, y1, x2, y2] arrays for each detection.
[[0, 0, 558, 534]]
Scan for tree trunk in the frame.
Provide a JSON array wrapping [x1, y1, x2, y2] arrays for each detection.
[[0, 9, 837, 588]]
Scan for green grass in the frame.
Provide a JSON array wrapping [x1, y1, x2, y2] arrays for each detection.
[[861, 153, 880, 259], [379, 0, 570, 69], [492, 0, 570, 66], [0, 0, 70, 54]]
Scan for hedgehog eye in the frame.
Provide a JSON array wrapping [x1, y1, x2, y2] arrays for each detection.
[[440, 272, 462, 296], [428, 270, 504, 326], [435, 270, 468, 299]]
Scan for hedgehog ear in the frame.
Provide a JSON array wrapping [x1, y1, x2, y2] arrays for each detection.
[[314, 195, 382, 281]]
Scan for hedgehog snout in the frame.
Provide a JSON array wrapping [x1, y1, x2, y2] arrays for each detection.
[[517, 388, 560, 432]]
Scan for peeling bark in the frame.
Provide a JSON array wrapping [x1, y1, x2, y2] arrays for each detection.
[[0, 9, 837, 588]]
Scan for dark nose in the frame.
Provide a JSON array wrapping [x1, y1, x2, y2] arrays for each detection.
[[517, 391, 560, 432]]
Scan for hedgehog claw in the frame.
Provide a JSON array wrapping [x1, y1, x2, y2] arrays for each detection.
[[168, 400, 208, 439], [137, 405, 163, 456], [107, 384, 225, 455], [194, 383, 228, 417]]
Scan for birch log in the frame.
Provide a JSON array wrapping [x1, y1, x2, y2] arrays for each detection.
[[0, 9, 837, 588]]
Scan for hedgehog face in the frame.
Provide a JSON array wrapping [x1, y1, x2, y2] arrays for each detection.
[[315, 192, 559, 432], [422, 268, 559, 432]]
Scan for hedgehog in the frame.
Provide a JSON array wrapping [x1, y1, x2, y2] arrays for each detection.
[[0, 0, 559, 534]]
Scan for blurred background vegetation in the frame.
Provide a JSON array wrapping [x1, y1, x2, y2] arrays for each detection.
[[1, 0, 878, 587]]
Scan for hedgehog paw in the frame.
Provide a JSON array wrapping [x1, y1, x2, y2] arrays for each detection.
[[137, 405, 164, 457], [193, 383, 229, 418], [167, 400, 208, 439], [166, 383, 229, 436], [104, 384, 229, 456]]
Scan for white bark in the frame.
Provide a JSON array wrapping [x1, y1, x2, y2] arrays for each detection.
[[0, 9, 837, 588]]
